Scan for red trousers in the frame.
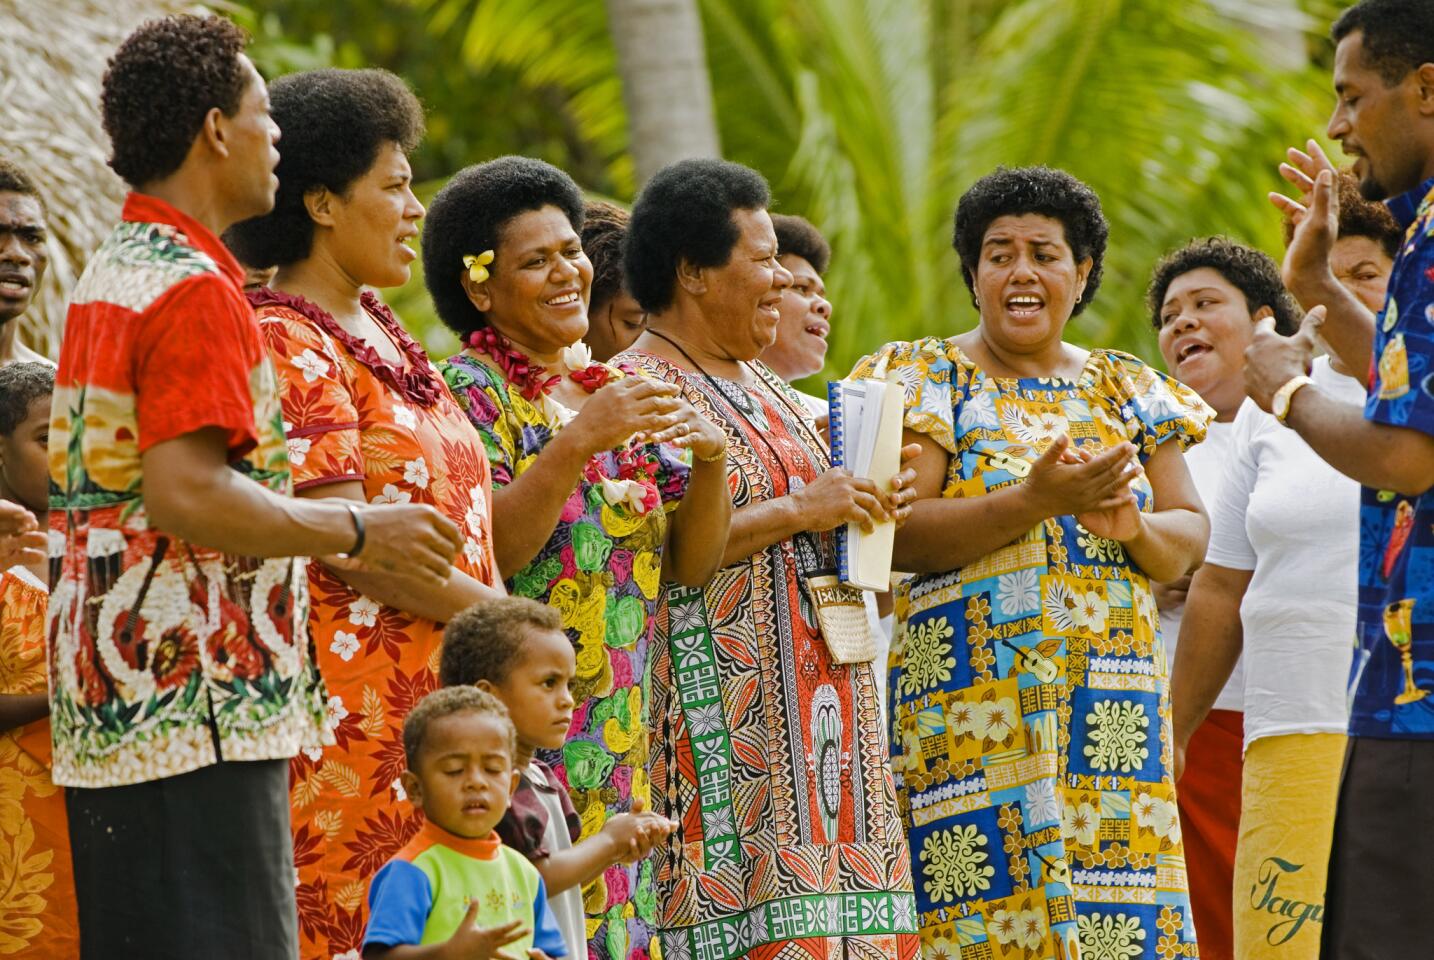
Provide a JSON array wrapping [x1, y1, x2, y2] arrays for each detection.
[[1177, 709, 1243, 960]]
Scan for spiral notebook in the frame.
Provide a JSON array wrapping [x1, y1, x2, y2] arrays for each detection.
[[827, 369, 904, 591]]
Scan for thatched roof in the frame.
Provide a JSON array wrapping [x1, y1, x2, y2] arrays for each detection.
[[0, 0, 193, 358]]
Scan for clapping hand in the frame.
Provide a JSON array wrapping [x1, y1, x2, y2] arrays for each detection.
[[1061, 443, 1144, 542]]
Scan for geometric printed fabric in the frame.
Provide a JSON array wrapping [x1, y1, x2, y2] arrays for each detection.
[[621, 352, 920, 960], [851, 340, 1210, 960]]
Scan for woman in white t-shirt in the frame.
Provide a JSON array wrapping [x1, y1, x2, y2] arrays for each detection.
[[1172, 179, 1399, 960], [1151, 237, 1304, 959]]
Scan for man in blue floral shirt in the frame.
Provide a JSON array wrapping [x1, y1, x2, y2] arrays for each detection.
[[1245, 1, 1434, 954]]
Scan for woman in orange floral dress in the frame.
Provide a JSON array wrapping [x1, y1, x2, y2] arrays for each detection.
[[0, 362, 76, 958], [226, 69, 503, 960]]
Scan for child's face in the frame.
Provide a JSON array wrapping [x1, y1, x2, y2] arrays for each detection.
[[489, 628, 576, 753], [402, 711, 519, 839], [0, 394, 49, 515]]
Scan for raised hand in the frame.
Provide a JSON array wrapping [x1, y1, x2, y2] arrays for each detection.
[[567, 377, 685, 455], [1270, 141, 1341, 303], [1244, 307, 1322, 413]]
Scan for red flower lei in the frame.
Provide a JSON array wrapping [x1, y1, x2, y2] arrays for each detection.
[[466, 326, 616, 399]]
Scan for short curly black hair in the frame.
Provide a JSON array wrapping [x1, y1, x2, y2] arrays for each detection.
[[582, 200, 630, 316], [1146, 237, 1300, 335], [1280, 169, 1402, 261], [1333, 0, 1434, 86], [223, 69, 424, 269], [772, 214, 831, 274], [422, 157, 586, 336], [0, 158, 45, 214], [440, 596, 566, 688], [101, 15, 251, 188], [0, 362, 54, 436], [952, 167, 1108, 317], [624, 158, 772, 314], [402, 685, 515, 767]]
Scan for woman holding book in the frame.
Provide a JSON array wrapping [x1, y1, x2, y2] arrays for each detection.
[[420, 155, 731, 960], [850, 166, 1211, 959], [615, 157, 921, 960]]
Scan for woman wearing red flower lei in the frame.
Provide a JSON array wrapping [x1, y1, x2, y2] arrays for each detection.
[[225, 69, 506, 960], [425, 156, 732, 960]]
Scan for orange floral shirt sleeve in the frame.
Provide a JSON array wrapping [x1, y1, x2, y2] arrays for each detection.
[[258, 306, 365, 491]]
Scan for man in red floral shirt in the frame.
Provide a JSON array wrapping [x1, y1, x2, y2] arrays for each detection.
[[47, 15, 464, 959]]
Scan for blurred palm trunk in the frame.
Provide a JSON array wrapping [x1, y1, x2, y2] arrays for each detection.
[[605, 0, 721, 185]]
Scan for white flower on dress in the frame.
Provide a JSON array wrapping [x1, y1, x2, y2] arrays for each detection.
[[403, 456, 430, 489], [996, 569, 1040, 617], [324, 694, 348, 734], [1061, 800, 1101, 847], [333, 951, 363, 960], [393, 404, 418, 431], [329, 630, 360, 662], [1043, 579, 1081, 632], [303, 745, 325, 762], [392, 778, 407, 802], [989, 909, 1023, 946], [1025, 779, 1061, 826], [463, 538, 486, 567], [348, 596, 380, 627], [294, 349, 330, 382], [1072, 589, 1109, 634], [976, 696, 1020, 745], [286, 436, 312, 467], [1133, 791, 1181, 842], [957, 389, 999, 431], [946, 698, 980, 740], [372, 483, 411, 505], [1001, 403, 1069, 445], [1016, 908, 1048, 951]]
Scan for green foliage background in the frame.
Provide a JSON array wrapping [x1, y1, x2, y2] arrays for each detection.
[[239, 0, 1347, 383]]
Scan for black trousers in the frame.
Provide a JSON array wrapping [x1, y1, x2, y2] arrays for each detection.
[[1320, 737, 1434, 959], [66, 759, 297, 960]]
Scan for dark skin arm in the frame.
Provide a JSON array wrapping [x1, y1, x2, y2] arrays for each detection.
[[893, 430, 1206, 582], [298, 480, 504, 623], [1169, 561, 1251, 782], [141, 428, 463, 581], [719, 449, 919, 569], [659, 408, 733, 586], [364, 910, 528, 960], [1245, 309, 1434, 496], [489, 378, 687, 578], [0, 693, 48, 732]]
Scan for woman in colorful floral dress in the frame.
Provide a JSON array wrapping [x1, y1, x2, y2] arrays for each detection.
[[617, 158, 922, 960], [851, 167, 1212, 960], [422, 156, 732, 960], [225, 70, 503, 960]]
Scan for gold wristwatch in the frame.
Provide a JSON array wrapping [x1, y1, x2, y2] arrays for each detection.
[[1272, 374, 1315, 424]]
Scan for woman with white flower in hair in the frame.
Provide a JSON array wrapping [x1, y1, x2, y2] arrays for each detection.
[[851, 166, 1211, 959], [224, 69, 506, 959], [423, 155, 732, 960]]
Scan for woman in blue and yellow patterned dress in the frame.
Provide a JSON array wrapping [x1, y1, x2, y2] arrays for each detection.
[[851, 167, 1212, 960]]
